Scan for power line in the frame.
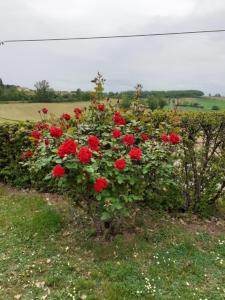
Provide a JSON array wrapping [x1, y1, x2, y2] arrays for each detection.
[[1, 29, 225, 45]]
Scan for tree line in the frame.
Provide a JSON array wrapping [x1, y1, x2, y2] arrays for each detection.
[[0, 78, 204, 103]]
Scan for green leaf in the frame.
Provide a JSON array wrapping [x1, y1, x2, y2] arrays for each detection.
[[129, 177, 136, 185], [85, 166, 95, 173], [65, 162, 77, 169], [101, 212, 111, 221], [56, 158, 62, 164], [44, 174, 52, 181], [117, 177, 123, 184]]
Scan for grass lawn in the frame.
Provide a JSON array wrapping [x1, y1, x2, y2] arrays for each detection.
[[0, 185, 225, 299], [189, 97, 225, 111], [165, 97, 225, 112]]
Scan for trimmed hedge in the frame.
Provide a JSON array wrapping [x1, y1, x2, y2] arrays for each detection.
[[143, 111, 225, 214], [0, 121, 34, 186], [1, 111, 225, 215]]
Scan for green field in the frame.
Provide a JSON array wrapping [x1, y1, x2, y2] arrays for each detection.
[[0, 185, 225, 299], [171, 97, 225, 112], [0, 97, 225, 122]]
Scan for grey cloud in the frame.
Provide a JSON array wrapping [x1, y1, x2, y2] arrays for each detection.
[[1, 0, 225, 94]]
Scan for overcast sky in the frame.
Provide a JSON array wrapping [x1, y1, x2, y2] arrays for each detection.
[[1, 0, 225, 93]]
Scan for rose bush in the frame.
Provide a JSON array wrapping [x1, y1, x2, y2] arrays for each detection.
[[20, 75, 182, 235], [22, 98, 181, 235]]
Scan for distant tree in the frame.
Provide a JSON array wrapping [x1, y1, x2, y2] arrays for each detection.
[[147, 98, 159, 111], [212, 105, 220, 111], [34, 80, 54, 102], [75, 88, 82, 101], [118, 90, 204, 100], [158, 98, 167, 109], [108, 91, 116, 99], [120, 94, 133, 108], [0, 79, 3, 98], [82, 91, 92, 101]]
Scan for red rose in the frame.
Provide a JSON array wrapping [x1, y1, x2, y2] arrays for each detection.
[[61, 113, 71, 121], [88, 135, 100, 151], [57, 139, 77, 158], [75, 113, 81, 120], [52, 165, 65, 177], [161, 134, 169, 142], [43, 123, 49, 129], [112, 129, 121, 138], [123, 134, 135, 146], [31, 130, 41, 140], [98, 104, 105, 111], [134, 127, 140, 132], [94, 178, 108, 192], [113, 112, 126, 126], [34, 123, 42, 130], [141, 133, 149, 141], [41, 108, 48, 114], [44, 138, 49, 146], [22, 149, 33, 159], [26, 149, 33, 158], [78, 146, 92, 164], [169, 133, 181, 144], [50, 126, 63, 138], [35, 123, 49, 130], [74, 108, 81, 114], [129, 147, 142, 160], [115, 159, 126, 171]]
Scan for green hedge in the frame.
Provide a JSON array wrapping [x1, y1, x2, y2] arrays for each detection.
[[0, 111, 225, 215], [0, 121, 34, 186], [144, 111, 225, 214]]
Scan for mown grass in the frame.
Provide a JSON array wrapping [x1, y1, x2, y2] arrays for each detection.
[[0, 186, 224, 299], [169, 97, 225, 111]]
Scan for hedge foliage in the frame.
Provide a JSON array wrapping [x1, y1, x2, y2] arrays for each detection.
[[141, 110, 225, 215], [0, 121, 34, 186], [0, 110, 225, 217]]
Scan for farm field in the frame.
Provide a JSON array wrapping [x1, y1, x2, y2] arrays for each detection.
[[0, 97, 225, 122], [0, 102, 90, 122], [0, 185, 224, 300]]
